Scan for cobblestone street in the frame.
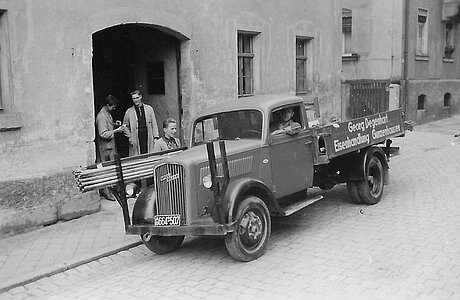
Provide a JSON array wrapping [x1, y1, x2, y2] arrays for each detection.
[[3, 117, 460, 300]]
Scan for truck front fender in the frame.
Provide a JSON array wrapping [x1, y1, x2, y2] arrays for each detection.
[[132, 186, 156, 224], [223, 178, 283, 223]]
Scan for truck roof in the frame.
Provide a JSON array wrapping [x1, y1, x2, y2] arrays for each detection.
[[194, 94, 303, 119]]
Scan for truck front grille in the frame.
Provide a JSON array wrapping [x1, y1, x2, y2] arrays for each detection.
[[154, 163, 186, 225]]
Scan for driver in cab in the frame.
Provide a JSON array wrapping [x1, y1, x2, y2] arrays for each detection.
[[271, 107, 300, 135]]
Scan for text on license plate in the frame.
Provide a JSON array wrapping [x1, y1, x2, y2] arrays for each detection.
[[154, 214, 181, 226]]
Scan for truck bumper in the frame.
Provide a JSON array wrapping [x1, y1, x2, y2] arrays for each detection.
[[125, 222, 236, 236]]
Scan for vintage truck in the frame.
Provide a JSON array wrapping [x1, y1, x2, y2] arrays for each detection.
[[75, 94, 405, 261]]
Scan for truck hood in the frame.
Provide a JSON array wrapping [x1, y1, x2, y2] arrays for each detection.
[[159, 139, 263, 166]]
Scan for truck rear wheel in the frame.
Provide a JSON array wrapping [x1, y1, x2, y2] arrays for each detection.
[[357, 156, 384, 205], [142, 235, 185, 254], [225, 196, 271, 262], [347, 181, 362, 204]]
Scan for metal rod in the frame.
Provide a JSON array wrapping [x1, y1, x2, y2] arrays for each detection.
[[77, 163, 157, 184], [207, 142, 223, 224], [218, 140, 229, 223], [114, 154, 131, 226], [80, 172, 154, 192]]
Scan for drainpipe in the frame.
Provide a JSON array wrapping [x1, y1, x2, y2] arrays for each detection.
[[402, 0, 410, 117]]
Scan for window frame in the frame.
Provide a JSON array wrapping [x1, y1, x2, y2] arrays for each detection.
[[417, 94, 426, 110], [342, 8, 352, 55], [444, 20, 455, 60], [237, 32, 256, 97], [296, 38, 308, 95], [0, 9, 21, 131], [416, 8, 429, 57], [146, 61, 165, 95], [444, 93, 451, 107], [0, 10, 5, 110], [269, 104, 305, 136]]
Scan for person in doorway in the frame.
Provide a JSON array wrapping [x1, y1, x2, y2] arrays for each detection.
[[153, 118, 181, 152], [96, 95, 126, 201], [123, 90, 160, 156]]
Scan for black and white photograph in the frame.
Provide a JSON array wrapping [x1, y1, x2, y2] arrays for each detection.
[[0, 0, 459, 299]]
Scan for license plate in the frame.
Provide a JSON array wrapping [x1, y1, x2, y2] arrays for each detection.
[[154, 214, 181, 226]]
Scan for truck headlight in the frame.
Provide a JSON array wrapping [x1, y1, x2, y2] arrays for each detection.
[[202, 175, 213, 189], [125, 182, 137, 197]]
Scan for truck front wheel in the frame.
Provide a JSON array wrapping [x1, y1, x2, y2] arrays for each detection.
[[142, 235, 185, 254], [357, 156, 384, 205], [225, 196, 271, 262]]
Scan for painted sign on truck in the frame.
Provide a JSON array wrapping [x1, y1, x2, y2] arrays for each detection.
[[326, 109, 404, 156]]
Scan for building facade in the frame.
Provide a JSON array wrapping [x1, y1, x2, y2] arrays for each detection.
[[341, 0, 460, 124], [0, 0, 342, 220]]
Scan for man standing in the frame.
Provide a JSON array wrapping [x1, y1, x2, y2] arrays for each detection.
[[123, 90, 160, 156], [96, 95, 125, 201]]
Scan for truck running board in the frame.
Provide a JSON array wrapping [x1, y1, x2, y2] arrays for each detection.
[[281, 195, 323, 216]]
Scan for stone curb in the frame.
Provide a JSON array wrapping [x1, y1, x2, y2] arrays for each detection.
[[0, 201, 100, 235], [0, 204, 58, 234], [0, 240, 142, 294]]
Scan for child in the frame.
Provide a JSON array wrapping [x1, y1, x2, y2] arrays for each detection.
[[153, 118, 181, 152]]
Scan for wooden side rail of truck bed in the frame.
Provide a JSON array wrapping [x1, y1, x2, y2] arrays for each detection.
[[312, 109, 404, 164]]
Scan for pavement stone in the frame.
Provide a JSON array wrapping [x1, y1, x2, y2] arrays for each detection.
[[0, 199, 140, 293]]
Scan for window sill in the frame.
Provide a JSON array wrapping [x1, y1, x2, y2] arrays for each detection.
[[443, 58, 454, 63], [342, 53, 359, 62], [238, 94, 254, 98], [0, 112, 22, 132], [415, 55, 429, 61]]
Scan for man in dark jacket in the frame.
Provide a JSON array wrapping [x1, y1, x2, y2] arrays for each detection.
[[96, 95, 125, 201]]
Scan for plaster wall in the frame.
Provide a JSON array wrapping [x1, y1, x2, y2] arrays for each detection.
[[341, 0, 404, 81], [406, 80, 459, 124], [406, 0, 460, 80], [405, 0, 460, 123], [0, 0, 341, 183]]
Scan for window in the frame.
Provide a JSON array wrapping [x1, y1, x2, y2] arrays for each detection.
[[270, 105, 303, 134], [416, 9, 428, 56], [444, 93, 451, 107], [146, 61, 165, 95], [0, 9, 20, 131], [444, 21, 455, 59], [417, 94, 426, 110], [342, 8, 352, 54], [0, 10, 6, 110], [192, 110, 263, 145], [296, 39, 308, 94], [237, 33, 255, 97]]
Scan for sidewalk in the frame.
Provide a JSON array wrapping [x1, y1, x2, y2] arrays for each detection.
[[0, 199, 141, 293], [0, 114, 458, 295]]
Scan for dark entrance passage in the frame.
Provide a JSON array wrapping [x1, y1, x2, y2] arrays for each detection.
[[92, 24, 182, 158]]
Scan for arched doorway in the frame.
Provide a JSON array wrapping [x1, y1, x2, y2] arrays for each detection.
[[92, 24, 183, 158]]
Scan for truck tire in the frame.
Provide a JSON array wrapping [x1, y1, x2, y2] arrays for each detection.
[[142, 235, 185, 254], [357, 156, 384, 205], [225, 196, 271, 262], [347, 181, 362, 204]]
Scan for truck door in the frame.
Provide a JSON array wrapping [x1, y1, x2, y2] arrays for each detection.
[[268, 105, 314, 198]]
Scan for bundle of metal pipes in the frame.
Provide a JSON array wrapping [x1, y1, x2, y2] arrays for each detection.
[[73, 148, 185, 193]]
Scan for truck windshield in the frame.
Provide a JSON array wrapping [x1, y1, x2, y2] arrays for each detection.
[[193, 110, 263, 146]]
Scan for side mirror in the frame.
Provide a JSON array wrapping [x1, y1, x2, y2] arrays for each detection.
[[285, 122, 301, 135]]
